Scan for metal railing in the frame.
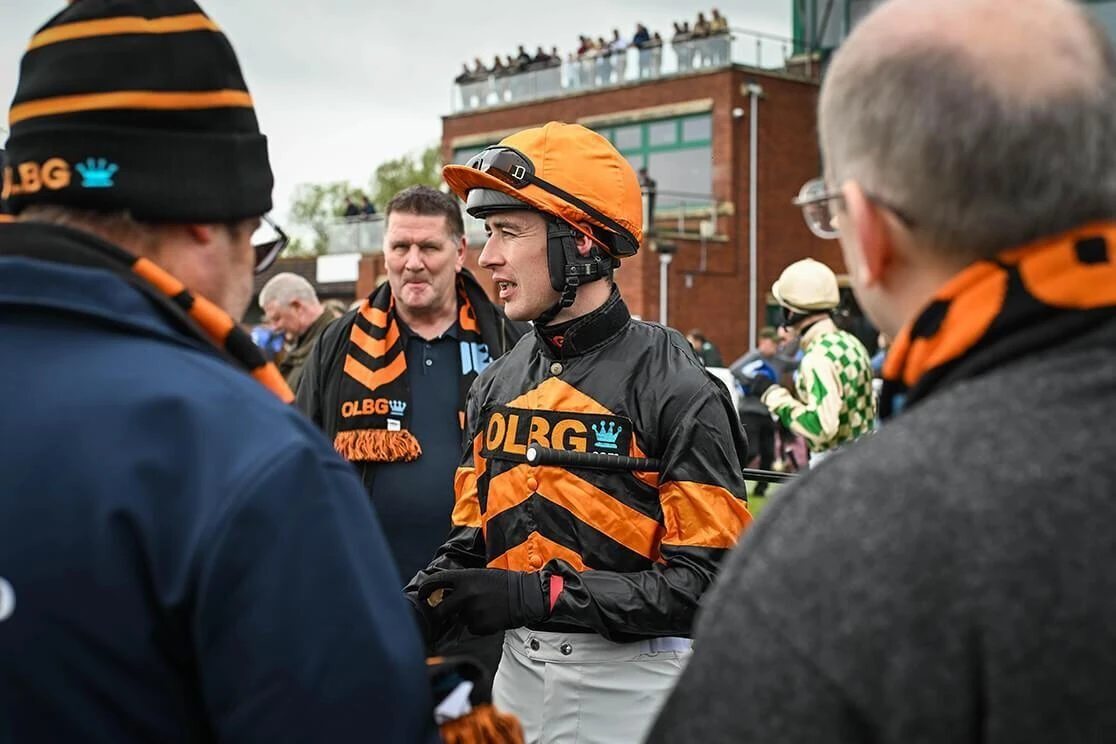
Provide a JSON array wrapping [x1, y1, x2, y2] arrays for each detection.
[[451, 28, 808, 113], [326, 215, 385, 255]]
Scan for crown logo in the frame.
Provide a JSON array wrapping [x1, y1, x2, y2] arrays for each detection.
[[591, 421, 621, 450], [389, 400, 407, 416], [75, 158, 118, 189]]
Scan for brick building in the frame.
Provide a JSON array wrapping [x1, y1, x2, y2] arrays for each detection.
[[431, 64, 843, 362]]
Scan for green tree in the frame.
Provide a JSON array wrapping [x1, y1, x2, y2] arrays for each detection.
[[286, 144, 442, 255], [288, 180, 356, 254], [368, 144, 442, 208]]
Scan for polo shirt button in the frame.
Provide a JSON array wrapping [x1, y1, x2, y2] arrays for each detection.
[[529, 554, 543, 569], [560, 643, 573, 656], [550, 362, 563, 375], [526, 476, 538, 491], [425, 359, 433, 366], [529, 638, 540, 651]]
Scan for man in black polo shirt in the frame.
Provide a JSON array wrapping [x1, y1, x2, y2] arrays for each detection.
[[297, 185, 527, 677]]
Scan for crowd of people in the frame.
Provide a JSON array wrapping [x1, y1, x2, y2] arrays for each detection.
[[455, 9, 732, 109], [5, 0, 1116, 742]]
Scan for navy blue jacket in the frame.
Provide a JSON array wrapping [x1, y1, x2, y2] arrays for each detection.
[[0, 223, 437, 743]]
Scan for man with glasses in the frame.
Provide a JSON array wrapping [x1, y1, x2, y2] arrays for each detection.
[[650, 0, 1116, 741], [406, 122, 753, 743], [744, 257, 875, 467], [0, 2, 436, 741]]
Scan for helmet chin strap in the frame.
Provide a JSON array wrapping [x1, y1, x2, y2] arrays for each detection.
[[534, 217, 616, 326]]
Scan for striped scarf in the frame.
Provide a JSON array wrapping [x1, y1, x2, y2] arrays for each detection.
[[880, 223, 1116, 419], [333, 275, 491, 463], [0, 221, 292, 403]]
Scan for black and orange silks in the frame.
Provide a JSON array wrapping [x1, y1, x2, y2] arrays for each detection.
[[407, 289, 753, 644]]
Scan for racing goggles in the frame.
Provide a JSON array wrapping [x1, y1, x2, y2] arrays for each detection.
[[466, 146, 640, 257], [253, 215, 289, 274]]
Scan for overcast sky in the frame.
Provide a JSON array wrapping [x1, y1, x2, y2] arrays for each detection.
[[1, 1, 791, 226]]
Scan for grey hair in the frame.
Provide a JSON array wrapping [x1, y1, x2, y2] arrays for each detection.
[[819, 14, 1116, 261], [258, 272, 319, 309]]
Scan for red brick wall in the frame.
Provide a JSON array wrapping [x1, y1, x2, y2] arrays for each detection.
[[438, 67, 845, 360]]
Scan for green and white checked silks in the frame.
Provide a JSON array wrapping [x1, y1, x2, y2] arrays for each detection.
[[762, 318, 875, 454]]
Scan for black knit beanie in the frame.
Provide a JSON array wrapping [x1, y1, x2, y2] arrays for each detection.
[[2, 0, 273, 223]]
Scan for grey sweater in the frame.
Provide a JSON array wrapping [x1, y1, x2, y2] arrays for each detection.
[[648, 320, 1116, 743]]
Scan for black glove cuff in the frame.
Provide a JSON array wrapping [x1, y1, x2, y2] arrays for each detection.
[[751, 375, 775, 397], [511, 572, 549, 625]]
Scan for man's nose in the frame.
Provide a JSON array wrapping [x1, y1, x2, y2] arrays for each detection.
[[403, 246, 425, 270], [478, 237, 503, 269]]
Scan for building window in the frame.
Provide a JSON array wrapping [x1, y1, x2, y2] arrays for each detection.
[[682, 115, 712, 143], [614, 124, 642, 150], [596, 113, 713, 212], [648, 120, 677, 147]]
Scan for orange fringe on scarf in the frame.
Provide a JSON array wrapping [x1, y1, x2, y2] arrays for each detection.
[[439, 704, 524, 744], [333, 428, 422, 462]]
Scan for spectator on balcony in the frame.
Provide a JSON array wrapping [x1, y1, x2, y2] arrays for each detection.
[[342, 194, 360, 218], [454, 62, 472, 86], [515, 45, 532, 69], [566, 51, 581, 89], [651, 31, 665, 75], [608, 28, 628, 83], [692, 12, 712, 67], [633, 23, 652, 78], [360, 195, 377, 218], [580, 35, 599, 87], [673, 21, 694, 72], [596, 35, 612, 85], [710, 8, 731, 66]]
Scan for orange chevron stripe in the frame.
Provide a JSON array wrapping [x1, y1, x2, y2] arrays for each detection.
[[359, 301, 390, 328], [540, 468, 664, 561], [349, 318, 399, 359], [483, 466, 535, 528], [9, 90, 253, 127], [28, 13, 220, 51], [488, 532, 588, 572], [343, 352, 406, 393], [660, 481, 752, 549], [452, 466, 481, 528]]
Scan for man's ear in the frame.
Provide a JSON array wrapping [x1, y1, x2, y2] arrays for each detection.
[[455, 235, 467, 273], [841, 182, 894, 290], [573, 222, 596, 257], [185, 224, 216, 244]]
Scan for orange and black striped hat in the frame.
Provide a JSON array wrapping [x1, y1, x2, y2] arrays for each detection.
[[2, 0, 272, 223]]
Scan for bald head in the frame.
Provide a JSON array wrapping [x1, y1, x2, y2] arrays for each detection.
[[841, 0, 1103, 101], [819, 0, 1116, 260]]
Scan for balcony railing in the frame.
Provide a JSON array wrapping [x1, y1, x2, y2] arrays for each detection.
[[326, 215, 385, 254], [451, 28, 810, 113]]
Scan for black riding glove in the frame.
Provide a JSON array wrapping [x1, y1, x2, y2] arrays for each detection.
[[417, 569, 549, 636], [749, 374, 775, 398]]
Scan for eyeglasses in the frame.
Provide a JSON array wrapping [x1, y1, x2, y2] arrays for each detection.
[[253, 215, 289, 274], [792, 177, 916, 240], [466, 146, 640, 257]]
